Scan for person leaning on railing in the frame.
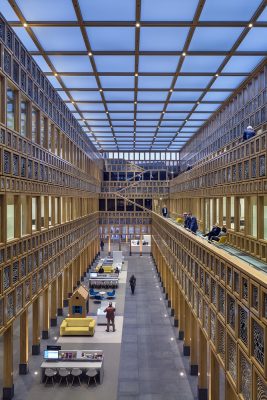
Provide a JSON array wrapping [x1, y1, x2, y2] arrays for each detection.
[[243, 125, 255, 141]]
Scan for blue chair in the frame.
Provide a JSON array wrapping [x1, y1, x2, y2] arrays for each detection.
[[89, 288, 99, 298], [94, 295, 102, 303], [106, 289, 116, 299]]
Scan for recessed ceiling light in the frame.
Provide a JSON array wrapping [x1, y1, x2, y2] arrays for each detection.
[[136, 22, 140, 28], [215, 73, 219, 77], [197, 101, 200, 105], [99, 89, 103, 92], [134, 101, 137, 104], [248, 23, 253, 28], [71, 101, 75, 104], [162, 111, 165, 114], [182, 52, 186, 56], [54, 73, 58, 77], [23, 23, 28, 27], [170, 89, 173, 92], [135, 73, 138, 77], [106, 111, 109, 114], [88, 52, 92, 56]]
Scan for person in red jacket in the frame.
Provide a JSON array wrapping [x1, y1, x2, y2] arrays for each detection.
[[104, 302, 116, 332]]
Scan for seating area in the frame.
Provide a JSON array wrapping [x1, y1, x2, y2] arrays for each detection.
[[44, 367, 99, 386], [60, 318, 96, 337]]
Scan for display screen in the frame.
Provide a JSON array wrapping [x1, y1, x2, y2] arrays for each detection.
[[44, 350, 59, 360]]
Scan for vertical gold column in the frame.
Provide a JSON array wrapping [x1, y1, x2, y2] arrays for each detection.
[[32, 297, 40, 355], [210, 349, 220, 400], [225, 379, 238, 400], [178, 290, 185, 340], [3, 325, 14, 399], [183, 301, 191, 356], [190, 311, 198, 375], [76, 255, 81, 286], [50, 279, 57, 326], [173, 280, 179, 327], [68, 262, 73, 297], [42, 288, 50, 339], [198, 327, 208, 400], [19, 310, 29, 375], [63, 268, 69, 307], [57, 273, 63, 316]]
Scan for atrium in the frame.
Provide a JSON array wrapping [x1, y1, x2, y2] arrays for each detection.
[[0, 0, 267, 399]]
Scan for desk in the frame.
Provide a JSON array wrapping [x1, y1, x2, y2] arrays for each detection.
[[40, 360, 104, 384]]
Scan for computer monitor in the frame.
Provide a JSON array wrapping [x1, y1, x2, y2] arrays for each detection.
[[44, 350, 59, 360]]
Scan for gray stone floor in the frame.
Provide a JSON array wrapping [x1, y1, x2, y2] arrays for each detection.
[[0, 243, 198, 399], [118, 252, 197, 400]]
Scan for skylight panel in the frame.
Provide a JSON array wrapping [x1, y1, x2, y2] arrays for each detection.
[[137, 103, 164, 111], [200, 0, 262, 21], [138, 92, 168, 101], [137, 113, 162, 119], [194, 103, 220, 112], [113, 127, 134, 132], [139, 56, 179, 73], [62, 76, 98, 89], [189, 27, 243, 51], [184, 121, 202, 127], [237, 28, 267, 51], [181, 56, 225, 73], [70, 91, 102, 101], [32, 55, 52, 72], [94, 56, 135, 72], [110, 113, 135, 119], [47, 76, 62, 87], [87, 27, 135, 51], [90, 121, 111, 126], [202, 91, 232, 102], [141, 0, 198, 20], [12, 27, 39, 51], [82, 113, 108, 120], [138, 76, 173, 88], [161, 121, 183, 127], [104, 92, 135, 101], [136, 121, 158, 126], [32, 27, 86, 51], [79, 0, 135, 21], [16, 0, 77, 20], [107, 103, 134, 111], [140, 27, 189, 51], [190, 112, 212, 119], [170, 91, 201, 101], [222, 56, 264, 73], [78, 103, 106, 111], [211, 76, 247, 89], [257, 7, 267, 21], [113, 121, 134, 126], [49, 56, 93, 73], [100, 76, 134, 89], [58, 92, 69, 101], [1, 0, 20, 20], [175, 76, 211, 89], [163, 113, 188, 119], [166, 104, 194, 112]]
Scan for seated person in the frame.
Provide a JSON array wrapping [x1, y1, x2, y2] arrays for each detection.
[[211, 226, 227, 242], [98, 266, 104, 274], [114, 266, 119, 274], [190, 216, 198, 233], [243, 125, 255, 141], [184, 212, 192, 229], [203, 224, 221, 241]]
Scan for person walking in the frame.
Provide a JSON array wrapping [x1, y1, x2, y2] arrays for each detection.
[[104, 302, 116, 332], [129, 274, 136, 294], [100, 239, 104, 251]]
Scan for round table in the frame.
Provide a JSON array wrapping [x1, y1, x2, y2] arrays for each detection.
[[99, 291, 106, 297]]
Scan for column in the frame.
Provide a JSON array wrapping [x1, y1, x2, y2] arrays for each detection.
[[42, 288, 50, 339], [173, 280, 179, 327], [32, 297, 40, 355], [57, 273, 63, 316], [190, 311, 198, 375], [19, 309, 29, 375], [178, 290, 185, 340], [183, 301, 190, 356], [3, 325, 14, 400], [50, 279, 57, 326], [68, 262, 73, 298], [210, 349, 220, 400], [63, 268, 69, 307], [198, 327, 208, 400]]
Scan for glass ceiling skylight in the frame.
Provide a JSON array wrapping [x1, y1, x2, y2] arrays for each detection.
[[4, 0, 267, 152]]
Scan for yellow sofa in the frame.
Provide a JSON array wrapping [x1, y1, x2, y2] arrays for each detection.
[[60, 318, 95, 336], [95, 265, 114, 273]]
